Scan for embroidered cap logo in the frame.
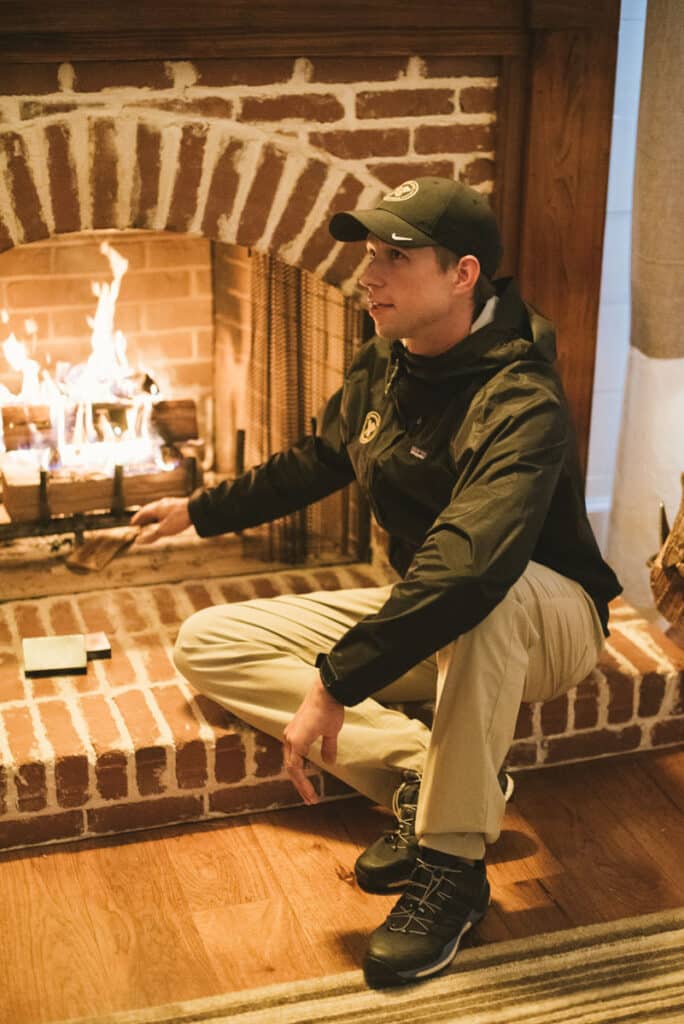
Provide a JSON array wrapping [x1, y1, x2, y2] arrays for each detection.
[[360, 411, 381, 444], [383, 180, 419, 203]]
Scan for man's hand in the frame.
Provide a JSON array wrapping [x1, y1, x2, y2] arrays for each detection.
[[283, 675, 345, 805], [130, 497, 192, 544]]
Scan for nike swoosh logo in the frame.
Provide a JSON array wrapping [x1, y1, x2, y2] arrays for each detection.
[[391, 232, 414, 242]]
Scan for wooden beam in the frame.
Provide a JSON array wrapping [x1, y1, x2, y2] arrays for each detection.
[[492, 53, 531, 279], [0, 1, 527, 34], [0, 29, 529, 63], [0, 0, 620, 62], [528, 0, 621, 31], [0, 0, 622, 37], [518, 27, 618, 477]]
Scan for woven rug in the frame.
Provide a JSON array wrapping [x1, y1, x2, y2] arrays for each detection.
[[56, 908, 684, 1024]]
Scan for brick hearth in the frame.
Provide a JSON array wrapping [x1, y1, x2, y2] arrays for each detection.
[[1, 565, 683, 854]]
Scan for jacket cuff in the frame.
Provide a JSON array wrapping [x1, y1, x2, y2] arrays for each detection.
[[188, 486, 224, 538], [316, 653, 362, 707]]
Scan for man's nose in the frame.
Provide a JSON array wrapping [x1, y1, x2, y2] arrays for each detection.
[[359, 262, 383, 290]]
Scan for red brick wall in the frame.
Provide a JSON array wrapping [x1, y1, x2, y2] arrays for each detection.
[[0, 53, 499, 487], [0, 231, 214, 436], [0, 56, 499, 289]]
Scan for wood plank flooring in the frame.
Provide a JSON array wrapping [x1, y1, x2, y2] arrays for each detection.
[[1, 747, 683, 1024]]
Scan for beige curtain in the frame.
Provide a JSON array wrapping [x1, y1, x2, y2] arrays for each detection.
[[607, 0, 684, 611]]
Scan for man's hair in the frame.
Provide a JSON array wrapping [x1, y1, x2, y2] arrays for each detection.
[[433, 244, 494, 315]]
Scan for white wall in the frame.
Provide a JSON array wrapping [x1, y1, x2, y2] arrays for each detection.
[[585, 0, 647, 552]]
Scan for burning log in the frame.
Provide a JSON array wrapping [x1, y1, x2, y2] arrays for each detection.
[[1, 399, 199, 452], [149, 399, 199, 443], [0, 456, 201, 523], [1, 404, 54, 450]]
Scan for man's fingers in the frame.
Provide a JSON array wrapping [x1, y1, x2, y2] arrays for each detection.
[[130, 504, 161, 526], [283, 738, 319, 804], [288, 765, 319, 805], [134, 523, 162, 545], [321, 734, 337, 765], [284, 741, 308, 771]]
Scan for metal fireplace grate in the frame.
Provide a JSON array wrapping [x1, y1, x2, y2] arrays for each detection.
[[247, 252, 370, 567]]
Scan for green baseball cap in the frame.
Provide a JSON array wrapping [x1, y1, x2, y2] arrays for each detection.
[[329, 177, 502, 278]]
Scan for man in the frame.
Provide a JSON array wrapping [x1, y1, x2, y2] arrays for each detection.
[[132, 178, 621, 987]]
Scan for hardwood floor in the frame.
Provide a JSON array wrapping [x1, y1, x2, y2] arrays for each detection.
[[2, 747, 684, 1024]]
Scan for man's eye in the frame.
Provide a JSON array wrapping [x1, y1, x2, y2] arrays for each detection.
[[389, 249, 406, 260]]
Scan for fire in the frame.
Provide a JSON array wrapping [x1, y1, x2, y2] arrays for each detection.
[[2, 332, 42, 400], [0, 241, 175, 478]]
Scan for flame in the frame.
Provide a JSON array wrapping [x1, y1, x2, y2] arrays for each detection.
[[2, 332, 42, 402], [0, 242, 172, 476]]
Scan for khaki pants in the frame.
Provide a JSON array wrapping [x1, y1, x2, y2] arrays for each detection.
[[174, 561, 605, 860]]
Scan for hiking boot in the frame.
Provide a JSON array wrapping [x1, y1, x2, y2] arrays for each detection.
[[355, 768, 514, 895], [363, 848, 490, 988], [355, 769, 421, 894]]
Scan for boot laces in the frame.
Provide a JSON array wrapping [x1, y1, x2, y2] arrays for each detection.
[[387, 857, 471, 936], [383, 775, 419, 851]]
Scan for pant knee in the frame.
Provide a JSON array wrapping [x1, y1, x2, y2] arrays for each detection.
[[173, 606, 225, 685], [173, 630, 192, 683], [173, 601, 276, 693]]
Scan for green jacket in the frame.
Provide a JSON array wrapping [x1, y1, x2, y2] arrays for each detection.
[[189, 279, 621, 706]]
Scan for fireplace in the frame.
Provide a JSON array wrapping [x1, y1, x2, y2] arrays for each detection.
[[0, 228, 368, 582], [0, 47, 507, 600], [0, 232, 209, 530]]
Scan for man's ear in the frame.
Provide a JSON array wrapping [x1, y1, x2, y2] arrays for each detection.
[[452, 254, 481, 295]]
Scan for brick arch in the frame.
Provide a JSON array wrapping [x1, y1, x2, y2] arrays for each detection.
[[0, 115, 380, 290]]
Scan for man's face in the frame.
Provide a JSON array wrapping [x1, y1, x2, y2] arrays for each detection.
[[358, 236, 464, 350]]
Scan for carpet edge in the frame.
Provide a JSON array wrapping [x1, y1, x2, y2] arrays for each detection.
[[53, 906, 684, 1024]]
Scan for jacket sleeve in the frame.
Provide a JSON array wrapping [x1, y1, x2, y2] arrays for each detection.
[[189, 386, 355, 537], [318, 369, 569, 705]]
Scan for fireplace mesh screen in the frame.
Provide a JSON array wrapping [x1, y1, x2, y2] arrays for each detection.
[[248, 253, 370, 566]]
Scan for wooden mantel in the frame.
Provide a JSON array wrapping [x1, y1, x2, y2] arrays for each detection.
[[0, 0, 620, 477], [0, 2, 619, 60]]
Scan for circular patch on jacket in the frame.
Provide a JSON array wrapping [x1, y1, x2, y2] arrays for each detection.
[[359, 411, 381, 444], [383, 180, 419, 202]]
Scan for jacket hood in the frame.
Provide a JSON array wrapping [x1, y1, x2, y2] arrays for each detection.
[[386, 278, 557, 395]]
